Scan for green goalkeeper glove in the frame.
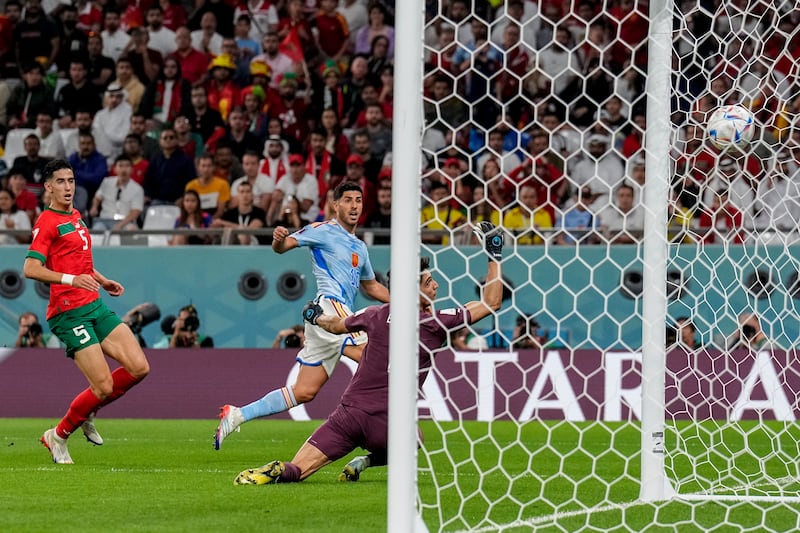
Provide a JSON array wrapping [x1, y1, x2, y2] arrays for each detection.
[[302, 301, 324, 325], [473, 221, 504, 261]]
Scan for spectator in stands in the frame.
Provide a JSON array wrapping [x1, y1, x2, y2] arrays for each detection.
[[233, 3, 275, 46], [272, 323, 305, 349], [123, 26, 164, 84], [139, 56, 193, 128], [13, 134, 51, 198], [234, 14, 261, 58], [211, 142, 243, 183], [475, 127, 522, 176], [355, 2, 394, 58], [421, 180, 466, 245], [101, 7, 130, 62], [363, 102, 392, 163], [68, 132, 108, 209], [211, 180, 267, 245], [260, 133, 289, 183], [146, 5, 176, 57], [173, 115, 204, 160], [6, 168, 38, 223], [93, 83, 133, 166], [128, 113, 160, 160], [271, 153, 320, 225], [672, 317, 699, 350], [312, 60, 348, 120], [314, 0, 350, 63], [570, 133, 625, 211], [753, 151, 800, 237], [424, 74, 468, 136], [172, 26, 209, 85], [57, 60, 102, 129], [555, 186, 601, 245], [169, 189, 213, 246], [206, 54, 241, 121], [231, 150, 274, 212], [352, 81, 392, 128], [89, 154, 144, 231], [7, 62, 54, 129], [349, 128, 381, 182], [242, 88, 269, 141], [205, 107, 261, 160], [252, 31, 296, 90], [121, 134, 150, 186], [87, 34, 115, 93], [701, 157, 756, 229], [364, 179, 391, 244], [144, 127, 197, 205], [512, 314, 548, 350], [338, 0, 368, 44], [187, 0, 234, 37], [114, 56, 146, 113], [271, 72, 309, 152], [0, 188, 31, 244], [320, 107, 350, 163], [192, 11, 224, 56], [734, 312, 771, 351], [185, 152, 230, 218], [159, 0, 188, 31], [306, 127, 345, 204], [493, 183, 553, 245], [277, 0, 316, 59], [221, 37, 252, 88], [597, 181, 644, 244], [34, 112, 65, 159], [696, 189, 744, 244], [13, 0, 59, 74]]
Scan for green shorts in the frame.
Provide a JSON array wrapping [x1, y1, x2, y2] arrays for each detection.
[[48, 299, 123, 359]]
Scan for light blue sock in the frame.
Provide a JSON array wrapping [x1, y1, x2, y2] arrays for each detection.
[[240, 387, 298, 421]]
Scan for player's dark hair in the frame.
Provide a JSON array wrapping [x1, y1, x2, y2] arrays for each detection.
[[43, 159, 74, 182], [333, 181, 363, 200], [386, 256, 430, 291]]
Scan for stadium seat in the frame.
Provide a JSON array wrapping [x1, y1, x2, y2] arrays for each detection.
[[3, 128, 35, 167], [142, 205, 180, 246]]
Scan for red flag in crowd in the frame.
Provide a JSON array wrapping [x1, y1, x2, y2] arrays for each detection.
[[279, 27, 304, 63]]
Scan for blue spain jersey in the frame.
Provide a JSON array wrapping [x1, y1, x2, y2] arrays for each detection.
[[292, 220, 375, 307]]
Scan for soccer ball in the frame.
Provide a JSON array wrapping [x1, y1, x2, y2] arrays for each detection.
[[706, 105, 755, 150]]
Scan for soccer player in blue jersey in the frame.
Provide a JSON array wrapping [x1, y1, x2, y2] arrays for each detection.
[[231, 222, 504, 484], [215, 181, 390, 449]]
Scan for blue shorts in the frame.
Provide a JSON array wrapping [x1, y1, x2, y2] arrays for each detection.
[[307, 404, 387, 462]]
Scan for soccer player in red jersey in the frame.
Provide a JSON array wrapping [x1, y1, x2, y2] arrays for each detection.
[[23, 159, 150, 464], [233, 222, 504, 485]]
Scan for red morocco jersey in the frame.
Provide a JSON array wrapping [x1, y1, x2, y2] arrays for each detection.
[[26, 207, 98, 319]]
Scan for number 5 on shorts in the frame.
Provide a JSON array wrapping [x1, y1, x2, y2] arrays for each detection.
[[72, 325, 91, 345]]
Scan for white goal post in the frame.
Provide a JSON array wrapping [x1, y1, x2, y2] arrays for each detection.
[[389, 0, 800, 531]]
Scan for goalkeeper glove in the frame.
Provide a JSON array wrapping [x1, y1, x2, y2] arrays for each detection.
[[473, 221, 504, 261], [302, 301, 324, 325]]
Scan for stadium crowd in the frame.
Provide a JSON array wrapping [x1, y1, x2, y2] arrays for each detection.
[[0, 0, 799, 247]]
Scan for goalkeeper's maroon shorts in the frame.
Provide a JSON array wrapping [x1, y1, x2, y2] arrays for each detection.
[[307, 404, 387, 462]]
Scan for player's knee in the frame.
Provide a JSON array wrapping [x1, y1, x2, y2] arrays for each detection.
[[93, 381, 114, 400], [292, 384, 319, 403], [132, 359, 150, 379]]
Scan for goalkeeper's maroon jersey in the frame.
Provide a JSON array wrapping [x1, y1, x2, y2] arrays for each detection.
[[26, 207, 98, 320], [342, 303, 470, 415]]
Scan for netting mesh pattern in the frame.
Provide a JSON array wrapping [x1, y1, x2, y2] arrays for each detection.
[[416, 1, 800, 531]]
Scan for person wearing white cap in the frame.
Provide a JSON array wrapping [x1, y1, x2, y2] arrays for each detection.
[[92, 82, 133, 166], [701, 157, 756, 229], [570, 132, 625, 212], [753, 150, 800, 240]]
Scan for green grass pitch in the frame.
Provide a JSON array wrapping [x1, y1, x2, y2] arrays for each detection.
[[2, 419, 798, 532]]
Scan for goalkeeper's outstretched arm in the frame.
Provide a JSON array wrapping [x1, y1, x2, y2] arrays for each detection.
[[465, 221, 504, 324], [301, 300, 351, 334]]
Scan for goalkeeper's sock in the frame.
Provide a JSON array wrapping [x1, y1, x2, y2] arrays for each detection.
[[280, 462, 302, 483], [56, 388, 103, 439], [240, 387, 299, 421]]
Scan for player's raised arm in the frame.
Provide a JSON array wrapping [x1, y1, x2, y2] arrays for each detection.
[[271, 225, 300, 254], [465, 222, 504, 324]]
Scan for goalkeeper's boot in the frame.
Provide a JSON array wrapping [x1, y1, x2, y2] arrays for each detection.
[[81, 413, 104, 445], [338, 455, 370, 482], [234, 460, 284, 485], [215, 404, 244, 450], [40, 428, 74, 464]]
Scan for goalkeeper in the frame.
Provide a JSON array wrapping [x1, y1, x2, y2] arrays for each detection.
[[233, 222, 505, 485]]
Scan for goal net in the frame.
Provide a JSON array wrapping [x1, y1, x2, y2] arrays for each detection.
[[405, 0, 800, 530]]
